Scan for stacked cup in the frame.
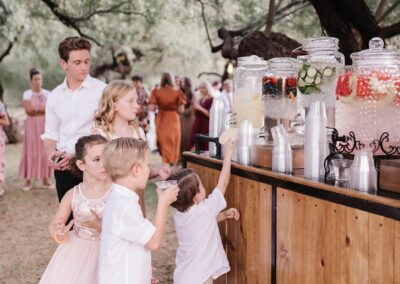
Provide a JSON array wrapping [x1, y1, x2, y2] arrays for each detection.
[[304, 101, 328, 180], [237, 120, 254, 165], [349, 150, 377, 193], [271, 125, 293, 174]]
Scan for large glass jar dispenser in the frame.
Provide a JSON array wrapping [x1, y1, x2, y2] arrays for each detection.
[[262, 57, 300, 142], [297, 37, 345, 127], [233, 55, 267, 129], [335, 37, 400, 151]]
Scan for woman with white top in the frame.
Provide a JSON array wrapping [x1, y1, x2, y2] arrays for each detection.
[[19, 68, 52, 191]]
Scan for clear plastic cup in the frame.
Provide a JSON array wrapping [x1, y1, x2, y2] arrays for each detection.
[[331, 159, 352, 180], [155, 180, 177, 191]]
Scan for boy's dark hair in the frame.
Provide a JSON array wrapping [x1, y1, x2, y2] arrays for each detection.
[[69, 134, 108, 178], [167, 168, 200, 212], [131, 75, 143, 82], [58, 36, 91, 62], [29, 68, 40, 80]]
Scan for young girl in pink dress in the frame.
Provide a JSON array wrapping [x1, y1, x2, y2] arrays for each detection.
[[40, 135, 111, 284], [19, 68, 52, 191]]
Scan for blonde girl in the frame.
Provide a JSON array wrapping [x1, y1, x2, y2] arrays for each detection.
[[93, 80, 171, 214]]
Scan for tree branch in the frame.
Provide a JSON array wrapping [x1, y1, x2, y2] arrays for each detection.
[[374, 0, 387, 19], [197, 72, 222, 79], [40, 0, 103, 46], [197, 0, 221, 52], [0, 41, 13, 63], [75, 1, 149, 23], [0, 25, 24, 63], [377, 0, 400, 23], [265, 0, 275, 35], [380, 21, 400, 38], [275, 1, 310, 22]]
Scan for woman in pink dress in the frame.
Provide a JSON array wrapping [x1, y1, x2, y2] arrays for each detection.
[[0, 101, 9, 196], [19, 68, 52, 191]]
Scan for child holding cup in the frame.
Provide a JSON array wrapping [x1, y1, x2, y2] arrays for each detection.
[[98, 137, 179, 283]]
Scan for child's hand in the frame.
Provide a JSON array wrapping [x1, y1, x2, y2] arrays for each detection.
[[55, 219, 74, 243], [223, 208, 240, 220], [158, 167, 172, 181], [223, 139, 235, 160], [79, 209, 101, 230], [157, 185, 180, 205]]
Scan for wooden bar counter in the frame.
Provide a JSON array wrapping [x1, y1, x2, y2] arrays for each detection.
[[183, 152, 400, 284]]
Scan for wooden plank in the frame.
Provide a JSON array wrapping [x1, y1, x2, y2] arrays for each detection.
[[259, 183, 271, 284], [345, 208, 369, 284], [395, 221, 400, 284], [368, 213, 395, 284], [226, 175, 238, 284], [243, 179, 260, 284], [304, 196, 325, 284], [324, 202, 346, 284], [289, 191, 307, 284], [276, 188, 292, 283], [236, 176, 248, 284]]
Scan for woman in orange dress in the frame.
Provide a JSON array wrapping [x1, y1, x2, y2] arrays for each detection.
[[149, 72, 185, 167]]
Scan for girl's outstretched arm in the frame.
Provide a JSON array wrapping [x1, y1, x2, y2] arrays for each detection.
[[48, 189, 73, 244]]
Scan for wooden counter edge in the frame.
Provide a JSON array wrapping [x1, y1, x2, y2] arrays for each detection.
[[183, 151, 400, 209]]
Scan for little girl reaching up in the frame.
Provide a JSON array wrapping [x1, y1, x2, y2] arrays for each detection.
[[40, 134, 111, 284]]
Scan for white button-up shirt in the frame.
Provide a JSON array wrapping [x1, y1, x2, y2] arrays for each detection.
[[99, 183, 156, 284], [41, 75, 106, 153]]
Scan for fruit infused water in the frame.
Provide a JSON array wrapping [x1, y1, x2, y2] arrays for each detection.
[[297, 37, 345, 127]]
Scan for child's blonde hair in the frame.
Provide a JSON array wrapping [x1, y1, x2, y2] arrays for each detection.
[[94, 80, 139, 135], [102, 137, 148, 181]]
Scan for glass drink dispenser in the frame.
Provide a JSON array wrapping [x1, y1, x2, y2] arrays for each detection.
[[233, 55, 267, 129], [297, 37, 345, 127]]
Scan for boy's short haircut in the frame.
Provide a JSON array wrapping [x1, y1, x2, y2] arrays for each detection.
[[58, 36, 91, 62], [167, 168, 200, 212], [102, 137, 148, 181]]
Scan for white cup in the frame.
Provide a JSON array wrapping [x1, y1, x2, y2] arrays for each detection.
[[155, 180, 177, 191]]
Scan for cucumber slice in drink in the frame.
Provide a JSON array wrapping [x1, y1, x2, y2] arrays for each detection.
[[298, 78, 306, 87], [314, 76, 321, 84], [322, 67, 334, 77], [299, 70, 306, 78], [305, 76, 314, 84], [306, 67, 317, 77]]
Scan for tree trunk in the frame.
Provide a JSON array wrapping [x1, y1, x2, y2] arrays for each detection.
[[309, 0, 381, 63]]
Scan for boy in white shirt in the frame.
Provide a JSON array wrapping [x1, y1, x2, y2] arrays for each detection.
[[168, 140, 239, 284], [99, 138, 179, 284]]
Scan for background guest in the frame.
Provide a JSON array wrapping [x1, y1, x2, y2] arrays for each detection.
[[19, 68, 52, 191], [148, 72, 185, 167], [179, 77, 195, 156], [221, 79, 233, 113], [0, 100, 9, 196], [189, 81, 214, 151], [131, 75, 150, 133]]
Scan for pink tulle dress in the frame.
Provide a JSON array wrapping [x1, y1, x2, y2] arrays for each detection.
[[40, 184, 110, 284]]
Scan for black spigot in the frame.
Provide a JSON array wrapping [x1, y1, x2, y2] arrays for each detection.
[[194, 134, 222, 160]]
